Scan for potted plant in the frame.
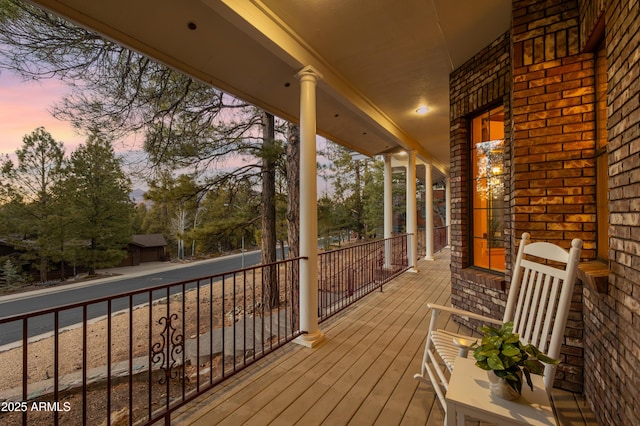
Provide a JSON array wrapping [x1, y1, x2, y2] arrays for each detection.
[[471, 321, 559, 400]]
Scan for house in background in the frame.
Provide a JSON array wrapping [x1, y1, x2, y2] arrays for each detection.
[[0, 240, 14, 258], [118, 234, 168, 267]]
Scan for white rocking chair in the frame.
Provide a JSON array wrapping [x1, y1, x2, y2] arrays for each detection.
[[413, 232, 583, 413]]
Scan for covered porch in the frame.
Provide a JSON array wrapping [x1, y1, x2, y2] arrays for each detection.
[[174, 249, 596, 426]]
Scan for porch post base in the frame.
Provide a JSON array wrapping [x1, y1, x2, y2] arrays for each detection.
[[294, 330, 326, 348], [423, 255, 435, 261], [408, 267, 419, 273]]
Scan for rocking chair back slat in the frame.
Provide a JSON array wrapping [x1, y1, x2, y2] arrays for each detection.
[[530, 274, 554, 350], [519, 267, 540, 342], [542, 277, 562, 353], [506, 233, 583, 390]]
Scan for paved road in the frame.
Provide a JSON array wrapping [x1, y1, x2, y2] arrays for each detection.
[[0, 250, 273, 346]]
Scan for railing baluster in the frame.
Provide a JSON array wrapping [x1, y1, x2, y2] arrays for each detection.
[[269, 264, 273, 351], [251, 269, 264, 357], [221, 275, 225, 379], [209, 277, 213, 386], [242, 270, 256, 360], [233, 272, 237, 370], [242, 270, 246, 367], [129, 295, 133, 426], [182, 282, 186, 402], [282, 262, 287, 343], [22, 318, 28, 426], [82, 306, 87, 424], [107, 300, 112, 426], [277, 262, 281, 344], [165, 286, 170, 411], [147, 291, 152, 422], [196, 281, 201, 392], [54, 311, 59, 426]]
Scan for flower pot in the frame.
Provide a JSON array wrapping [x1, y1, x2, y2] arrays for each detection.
[[487, 370, 521, 401]]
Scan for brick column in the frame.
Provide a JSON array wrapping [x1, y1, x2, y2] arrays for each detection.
[[511, 0, 594, 392], [449, 32, 511, 324]]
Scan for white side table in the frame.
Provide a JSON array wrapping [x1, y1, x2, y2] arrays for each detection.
[[446, 356, 557, 426]]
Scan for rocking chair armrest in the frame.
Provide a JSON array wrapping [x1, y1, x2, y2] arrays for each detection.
[[426, 303, 503, 325]]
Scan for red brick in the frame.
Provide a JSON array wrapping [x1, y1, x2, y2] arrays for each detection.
[[515, 205, 547, 214], [531, 196, 565, 205], [547, 187, 584, 195], [530, 178, 564, 187], [529, 125, 564, 136], [548, 222, 585, 231], [565, 214, 596, 222]]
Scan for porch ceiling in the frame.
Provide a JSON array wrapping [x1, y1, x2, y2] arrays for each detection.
[[28, 0, 511, 180]]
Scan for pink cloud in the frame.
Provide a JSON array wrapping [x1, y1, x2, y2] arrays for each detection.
[[0, 70, 85, 154]]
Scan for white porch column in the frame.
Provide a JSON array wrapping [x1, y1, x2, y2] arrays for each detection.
[[294, 66, 325, 348], [406, 151, 418, 272], [383, 154, 393, 269], [424, 162, 434, 261], [446, 177, 451, 246]]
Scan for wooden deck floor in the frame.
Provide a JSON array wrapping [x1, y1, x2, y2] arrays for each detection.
[[174, 249, 598, 426]]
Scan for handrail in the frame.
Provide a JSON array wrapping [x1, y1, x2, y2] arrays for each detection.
[[0, 256, 308, 324]]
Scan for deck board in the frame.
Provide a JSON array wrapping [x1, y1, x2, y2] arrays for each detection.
[[174, 249, 597, 426]]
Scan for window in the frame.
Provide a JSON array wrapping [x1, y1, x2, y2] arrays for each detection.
[[595, 41, 609, 261], [471, 106, 505, 272]]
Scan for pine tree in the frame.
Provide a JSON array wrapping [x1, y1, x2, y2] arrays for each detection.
[[64, 132, 133, 274], [0, 127, 65, 281], [2, 259, 23, 288]]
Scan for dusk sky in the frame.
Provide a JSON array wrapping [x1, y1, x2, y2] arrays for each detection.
[[0, 67, 333, 193], [0, 69, 87, 155]]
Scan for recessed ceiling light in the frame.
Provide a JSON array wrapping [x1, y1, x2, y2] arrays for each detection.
[[416, 105, 430, 114]]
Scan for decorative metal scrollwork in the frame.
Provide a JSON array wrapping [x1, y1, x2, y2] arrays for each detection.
[[151, 313, 184, 384]]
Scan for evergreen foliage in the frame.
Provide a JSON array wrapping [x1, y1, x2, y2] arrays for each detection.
[[63, 132, 134, 274], [0, 127, 65, 281], [1, 259, 23, 287]]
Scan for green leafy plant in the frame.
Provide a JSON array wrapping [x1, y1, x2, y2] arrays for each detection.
[[471, 321, 559, 395]]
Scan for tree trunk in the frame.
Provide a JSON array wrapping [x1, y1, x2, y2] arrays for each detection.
[[39, 256, 48, 282], [261, 111, 278, 309], [286, 123, 300, 259], [355, 160, 363, 239], [279, 239, 285, 261], [286, 123, 300, 328], [59, 230, 66, 281], [88, 238, 96, 276]]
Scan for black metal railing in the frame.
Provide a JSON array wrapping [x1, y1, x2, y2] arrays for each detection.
[[0, 257, 303, 426], [318, 234, 409, 321], [0, 234, 413, 425], [433, 226, 448, 253], [417, 226, 449, 257]]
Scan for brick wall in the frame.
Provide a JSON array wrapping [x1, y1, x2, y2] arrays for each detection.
[[581, 0, 640, 424], [449, 0, 640, 419], [449, 31, 512, 322], [450, 0, 593, 394]]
